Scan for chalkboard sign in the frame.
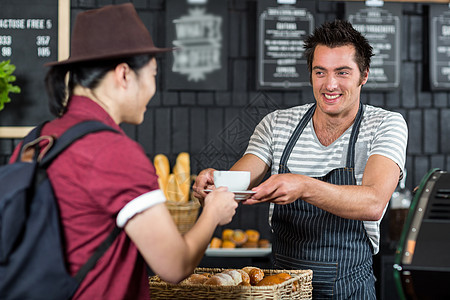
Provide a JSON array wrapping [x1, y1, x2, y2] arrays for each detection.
[[165, 0, 228, 91], [430, 5, 450, 90], [346, 3, 402, 90], [0, 0, 66, 128], [257, 0, 315, 90]]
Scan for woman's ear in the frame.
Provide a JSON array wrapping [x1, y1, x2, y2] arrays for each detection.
[[114, 63, 132, 88]]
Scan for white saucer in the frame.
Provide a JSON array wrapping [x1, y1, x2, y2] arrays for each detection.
[[203, 189, 256, 201]]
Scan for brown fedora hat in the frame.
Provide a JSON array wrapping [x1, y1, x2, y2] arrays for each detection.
[[46, 3, 172, 66]]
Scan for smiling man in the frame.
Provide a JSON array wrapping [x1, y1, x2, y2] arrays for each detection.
[[193, 20, 408, 299]]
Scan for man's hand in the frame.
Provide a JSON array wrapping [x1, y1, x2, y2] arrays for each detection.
[[192, 168, 216, 204], [243, 173, 305, 205]]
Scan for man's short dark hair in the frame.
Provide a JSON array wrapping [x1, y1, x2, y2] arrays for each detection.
[[304, 20, 374, 80]]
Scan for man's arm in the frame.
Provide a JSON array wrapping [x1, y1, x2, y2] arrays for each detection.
[[230, 153, 270, 189], [245, 154, 399, 221]]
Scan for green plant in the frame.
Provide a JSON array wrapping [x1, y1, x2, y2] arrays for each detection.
[[0, 60, 21, 111]]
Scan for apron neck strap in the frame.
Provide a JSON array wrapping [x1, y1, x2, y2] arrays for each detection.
[[278, 102, 364, 174]]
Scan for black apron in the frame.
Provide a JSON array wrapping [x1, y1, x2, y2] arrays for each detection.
[[272, 103, 376, 299]]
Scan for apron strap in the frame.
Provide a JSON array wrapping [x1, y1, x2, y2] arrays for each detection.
[[346, 102, 364, 168], [278, 104, 315, 174], [278, 102, 364, 173]]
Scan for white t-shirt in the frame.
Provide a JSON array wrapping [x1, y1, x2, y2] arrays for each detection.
[[245, 103, 408, 254]]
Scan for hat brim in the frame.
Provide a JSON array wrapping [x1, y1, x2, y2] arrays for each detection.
[[45, 46, 174, 67]]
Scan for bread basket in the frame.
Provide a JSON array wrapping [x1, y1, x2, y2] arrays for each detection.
[[149, 267, 313, 299], [165, 198, 200, 234]]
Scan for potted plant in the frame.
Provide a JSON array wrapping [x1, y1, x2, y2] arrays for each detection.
[[0, 59, 21, 111]]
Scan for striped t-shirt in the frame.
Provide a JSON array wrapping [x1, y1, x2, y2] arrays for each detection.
[[245, 103, 408, 254]]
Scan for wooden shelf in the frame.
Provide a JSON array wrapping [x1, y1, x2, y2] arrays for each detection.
[[0, 127, 34, 139]]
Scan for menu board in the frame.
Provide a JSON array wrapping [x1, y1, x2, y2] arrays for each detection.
[[0, 0, 64, 127], [257, 0, 315, 89], [165, 0, 228, 90], [346, 3, 401, 90], [430, 5, 450, 90]]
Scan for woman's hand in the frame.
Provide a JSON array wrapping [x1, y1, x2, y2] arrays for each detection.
[[203, 187, 238, 225]]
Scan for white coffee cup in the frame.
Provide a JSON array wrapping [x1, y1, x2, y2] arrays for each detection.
[[213, 170, 250, 191]]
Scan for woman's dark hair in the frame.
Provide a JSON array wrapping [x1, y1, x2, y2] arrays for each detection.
[[45, 54, 154, 116], [303, 20, 374, 82]]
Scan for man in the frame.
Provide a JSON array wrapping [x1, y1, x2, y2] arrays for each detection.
[[194, 20, 407, 299]]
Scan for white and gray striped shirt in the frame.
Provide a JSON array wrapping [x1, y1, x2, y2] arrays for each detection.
[[245, 103, 408, 254]]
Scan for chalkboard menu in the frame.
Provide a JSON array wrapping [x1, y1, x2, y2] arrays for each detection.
[[257, 0, 315, 90], [165, 0, 228, 91], [430, 5, 450, 90], [346, 3, 402, 90], [0, 0, 61, 127]]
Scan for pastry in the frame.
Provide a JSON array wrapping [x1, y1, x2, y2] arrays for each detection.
[[230, 229, 247, 246], [245, 229, 260, 243], [256, 273, 291, 286], [221, 240, 236, 248], [241, 241, 258, 248], [258, 239, 270, 248], [209, 237, 222, 248], [222, 229, 234, 241]]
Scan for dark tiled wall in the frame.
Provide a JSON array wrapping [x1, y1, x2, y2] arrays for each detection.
[[2, 0, 450, 239]]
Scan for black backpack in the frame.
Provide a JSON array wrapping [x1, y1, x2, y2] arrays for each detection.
[[0, 120, 121, 300]]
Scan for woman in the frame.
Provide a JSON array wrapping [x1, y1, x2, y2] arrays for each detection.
[[11, 4, 238, 299]]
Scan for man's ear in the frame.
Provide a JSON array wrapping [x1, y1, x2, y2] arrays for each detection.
[[360, 69, 369, 86]]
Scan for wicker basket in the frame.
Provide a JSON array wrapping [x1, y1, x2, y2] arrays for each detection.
[[165, 199, 200, 234], [149, 267, 313, 299]]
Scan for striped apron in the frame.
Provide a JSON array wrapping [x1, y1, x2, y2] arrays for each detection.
[[272, 103, 376, 299]]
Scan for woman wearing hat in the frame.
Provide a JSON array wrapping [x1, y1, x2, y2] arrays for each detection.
[[11, 3, 238, 299]]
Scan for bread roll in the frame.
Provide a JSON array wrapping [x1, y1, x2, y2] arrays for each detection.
[[181, 273, 209, 285], [204, 273, 235, 286], [222, 270, 243, 285], [235, 269, 250, 284], [256, 273, 291, 286], [238, 281, 251, 286], [242, 266, 264, 285]]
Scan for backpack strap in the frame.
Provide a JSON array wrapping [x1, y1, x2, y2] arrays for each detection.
[[16, 122, 48, 163], [37, 120, 122, 284], [74, 226, 121, 284], [40, 120, 119, 168]]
